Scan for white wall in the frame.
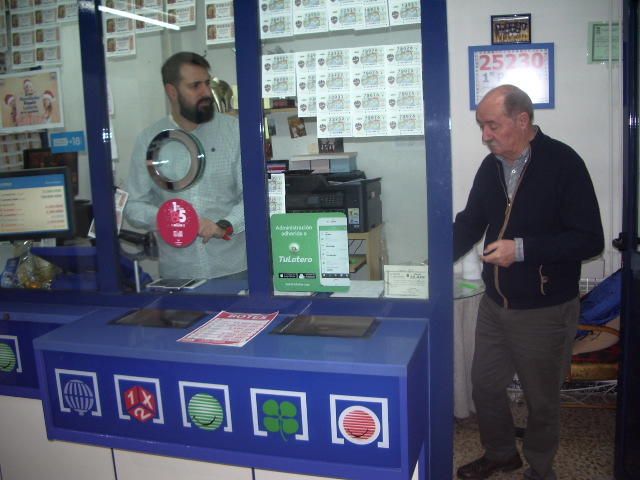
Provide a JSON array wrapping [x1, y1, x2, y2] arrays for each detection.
[[447, 0, 623, 277]]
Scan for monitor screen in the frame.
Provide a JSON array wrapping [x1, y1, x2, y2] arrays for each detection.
[[0, 167, 75, 241], [23, 148, 79, 196]]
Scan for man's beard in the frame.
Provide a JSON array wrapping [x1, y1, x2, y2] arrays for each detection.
[[178, 94, 214, 124]]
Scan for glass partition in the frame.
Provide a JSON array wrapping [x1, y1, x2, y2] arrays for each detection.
[[260, 1, 429, 300], [105, 1, 248, 294], [0, 3, 97, 292]]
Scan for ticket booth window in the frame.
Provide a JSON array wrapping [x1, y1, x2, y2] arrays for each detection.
[[261, 2, 429, 300]]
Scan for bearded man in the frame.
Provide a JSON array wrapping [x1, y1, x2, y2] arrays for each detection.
[[124, 52, 246, 280]]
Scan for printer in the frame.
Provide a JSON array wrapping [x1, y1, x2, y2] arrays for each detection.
[[284, 171, 382, 233]]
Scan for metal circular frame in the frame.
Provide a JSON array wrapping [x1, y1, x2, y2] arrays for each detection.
[[145, 129, 205, 192]]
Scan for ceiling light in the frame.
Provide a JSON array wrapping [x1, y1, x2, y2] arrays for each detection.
[[98, 5, 180, 31]]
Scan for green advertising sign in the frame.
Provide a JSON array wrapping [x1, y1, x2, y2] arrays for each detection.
[[271, 212, 350, 292]]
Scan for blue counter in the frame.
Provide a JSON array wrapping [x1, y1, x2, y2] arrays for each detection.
[[34, 308, 429, 479], [0, 302, 100, 398]]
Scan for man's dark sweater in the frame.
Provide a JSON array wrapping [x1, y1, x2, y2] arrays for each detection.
[[453, 128, 604, 309]]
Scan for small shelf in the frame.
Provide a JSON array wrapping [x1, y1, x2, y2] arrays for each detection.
[[265, 107, 298, 113]]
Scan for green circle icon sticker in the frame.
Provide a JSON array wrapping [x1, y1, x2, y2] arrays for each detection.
[[188, 393, 224, 431], [0, 343, 16, 372]]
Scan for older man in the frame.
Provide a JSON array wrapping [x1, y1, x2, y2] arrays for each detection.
[[453, 84, 604, 479]]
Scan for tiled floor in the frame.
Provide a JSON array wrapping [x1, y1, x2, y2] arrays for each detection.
[[453, 401, 616, 480]]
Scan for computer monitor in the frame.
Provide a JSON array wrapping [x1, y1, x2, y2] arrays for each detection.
[[23, 148, 79, 197], [0, 167, 75, 241]]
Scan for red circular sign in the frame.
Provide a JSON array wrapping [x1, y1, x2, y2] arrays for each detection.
[[156, 199, 199, 247]]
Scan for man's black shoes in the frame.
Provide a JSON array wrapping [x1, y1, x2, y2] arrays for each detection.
[[457, 453, 523, 479]]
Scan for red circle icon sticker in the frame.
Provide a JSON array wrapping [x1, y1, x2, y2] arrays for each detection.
[[156, 199, 199, 247]]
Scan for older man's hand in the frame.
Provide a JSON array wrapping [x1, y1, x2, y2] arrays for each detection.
[[481, 239, 516, 268]]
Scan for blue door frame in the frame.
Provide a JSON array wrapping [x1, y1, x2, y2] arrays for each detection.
[[0, 2, 453, 478], [617, 2, 640, 478]]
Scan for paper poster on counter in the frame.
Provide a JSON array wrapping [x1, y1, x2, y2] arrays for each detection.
[[178, 311, 279, 347], [384, 264, 428, 299], [271, 212, 350, 292], [0, 68, 63, 133]]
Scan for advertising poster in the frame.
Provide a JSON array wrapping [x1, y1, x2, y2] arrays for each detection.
[[271, 212, 350, 293], [0, 68, 63, 132]]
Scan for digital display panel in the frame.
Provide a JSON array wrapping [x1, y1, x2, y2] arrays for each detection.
[[23, 148, 79, 196], [0, 167, 75, 240]]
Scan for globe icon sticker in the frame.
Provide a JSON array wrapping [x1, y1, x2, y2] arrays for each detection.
[[188, 393, 224, 431], [0, 343, 16, 372], [338, 405, 380, 445], [63, 379, 95, 416]]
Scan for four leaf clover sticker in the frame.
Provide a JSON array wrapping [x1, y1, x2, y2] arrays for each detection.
[[262, 399, 299, 441]]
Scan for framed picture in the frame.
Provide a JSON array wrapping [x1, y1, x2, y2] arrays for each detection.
[[318, 137, 344, 153], [468, 43, 555, 109], [587, 22, 620, 63], [491, 13, 531, 45]]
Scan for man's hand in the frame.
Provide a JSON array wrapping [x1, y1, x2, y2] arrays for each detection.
[[198, 218, 226, 243], [481, 239, 516, 268]]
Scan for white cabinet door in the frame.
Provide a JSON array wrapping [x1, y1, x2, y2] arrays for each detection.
[[0, 395, 115, 480], [254, 471, 343, 480], [113, 450, 253, 480], [254, 462, 419, 480]]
